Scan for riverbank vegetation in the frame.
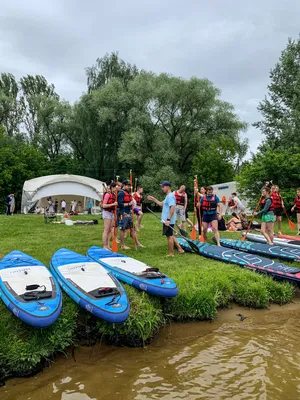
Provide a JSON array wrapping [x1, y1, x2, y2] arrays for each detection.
[[0, 215, 296, 380]]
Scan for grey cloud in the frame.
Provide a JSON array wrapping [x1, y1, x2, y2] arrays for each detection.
[[1, 0, 300, 155]]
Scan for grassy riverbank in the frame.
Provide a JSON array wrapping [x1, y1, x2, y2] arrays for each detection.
[[0, 214, 297, 379]]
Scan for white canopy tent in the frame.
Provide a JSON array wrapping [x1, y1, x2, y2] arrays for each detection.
[[21, 174, 106, 214]]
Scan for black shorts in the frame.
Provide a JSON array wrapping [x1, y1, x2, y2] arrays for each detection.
[[163, 224, 174, 237], [274, 208, 283, 217]]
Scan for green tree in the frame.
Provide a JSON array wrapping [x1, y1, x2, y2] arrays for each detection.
[[119, 73, 247, 187], [0, 73, 22, 136], [0, 131, 48, 212], [239, 37, 300, 207], [86, 52, 139, 91]]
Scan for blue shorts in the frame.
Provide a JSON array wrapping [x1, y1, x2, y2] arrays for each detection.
[[118, 213, 133, 231], [202, 214, 217, 223]]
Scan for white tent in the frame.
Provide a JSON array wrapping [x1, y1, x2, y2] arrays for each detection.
[[21, 174, 106, 214]]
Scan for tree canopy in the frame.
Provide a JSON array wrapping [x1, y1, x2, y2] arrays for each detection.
[[0, 52, 248, 210], [238, 37, 300, 208]]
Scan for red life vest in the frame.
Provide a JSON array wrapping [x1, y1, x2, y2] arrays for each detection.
[[122, 190, 132, 204], [260, 197, 274, 212], [103, 192, 116, 213], [271, 192, 282, 209], [174, 191, 186, 206], [133, 193, 143, 207], [228, 199, 235, 207], [201, 195, 217, 212], [295, 196, 300, 213]]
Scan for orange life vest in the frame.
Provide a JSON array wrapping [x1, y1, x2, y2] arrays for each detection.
[[174, 191, 186, 206], [133, 192, 143, 207], [201, 195, 217, 212], [260, 197, 274, 212], [295, 196, 300, 213], [103, 192, 116, 213], [271, 192, 282, 209]]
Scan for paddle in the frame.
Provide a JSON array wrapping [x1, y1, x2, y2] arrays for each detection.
[[111, 176, 119, 253], [241, 196, 262, 242], [147, 207, 200, 254], [190, 175, 197, 240], [283, 207, 296, 231]]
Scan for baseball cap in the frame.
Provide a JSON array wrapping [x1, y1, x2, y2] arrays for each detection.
[[122, 179, 130, 185], [160, 181, 171, 187]]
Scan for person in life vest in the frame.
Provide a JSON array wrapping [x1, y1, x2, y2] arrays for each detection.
[[117, 180, 144, 250], [102, 182, 118, 250], [174, 185, 188, 231], [200, 186, 222, 246], [133, 187, 144, 230], [195, 186, 206, 233], [254, 186, 274, 245], [291, 188, 300, 235], [271, 185, 284, 234]]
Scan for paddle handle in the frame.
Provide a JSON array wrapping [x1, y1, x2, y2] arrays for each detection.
[[242, 196, 262, 241]]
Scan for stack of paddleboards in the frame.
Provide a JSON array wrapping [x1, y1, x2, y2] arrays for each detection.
[[177, 238, 300, 284], [0, 251, 62, 328], [87, 247, 178, 297]]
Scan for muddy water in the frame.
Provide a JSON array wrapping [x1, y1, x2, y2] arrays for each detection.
[[3, 303, 300, 400]]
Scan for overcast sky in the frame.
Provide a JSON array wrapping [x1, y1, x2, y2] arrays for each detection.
[[1, 0, 300, 155]]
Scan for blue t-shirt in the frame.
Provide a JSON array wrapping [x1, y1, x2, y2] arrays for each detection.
[[118, 190, 131, 214], [162, 192, 176, 224], [200, 195, 221, 215], [88, 201, 93, 208]]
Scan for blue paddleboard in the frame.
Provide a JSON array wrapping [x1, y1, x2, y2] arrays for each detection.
[[87, 246, 178, 297], [0, 251, 62, 328], [50, 249, 129, 323]]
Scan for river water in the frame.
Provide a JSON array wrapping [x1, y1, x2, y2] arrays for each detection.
[[2, 303, 300, 400]]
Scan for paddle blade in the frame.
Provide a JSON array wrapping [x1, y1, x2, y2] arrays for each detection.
[[111, 237, 118, 253], [190, 226, 197, 240], [199, 234, 205, 243], [288, 218, 296, 231], [186, 239, 200, 254]]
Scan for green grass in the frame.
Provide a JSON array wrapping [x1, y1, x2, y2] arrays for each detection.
[[0, 214, 297, 378]]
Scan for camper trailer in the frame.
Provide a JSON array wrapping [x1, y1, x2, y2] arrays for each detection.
[[211, 181, 251, 215]]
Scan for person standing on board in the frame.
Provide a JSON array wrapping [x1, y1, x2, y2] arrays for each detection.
[[133, 186, 144, 230], [118, 180, 144, 250], [174, 185, 188, 232], [254, 186, 274, 245], [148, 181, 184, 257], [291, 188, 300, 235], [271, 185, 284, 235], [200, 186, 222, 246]]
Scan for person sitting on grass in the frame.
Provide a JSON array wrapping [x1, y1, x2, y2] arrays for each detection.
[[254, 186, 274, 245], [239, 212, 249, 230], [200, 186, 222, 246], [148, 181, 184, 257], [217, 213, 227, 231], [226, 212, 242, 231]]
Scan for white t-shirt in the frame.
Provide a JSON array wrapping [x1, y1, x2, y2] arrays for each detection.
[[233, 196, 245, 212], [61, 201, 66, 208]]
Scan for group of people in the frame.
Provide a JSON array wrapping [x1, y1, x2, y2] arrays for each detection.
[[252, 184, 300, 245], [5, 193, 15, 216], [101, 180, 145, 250]]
